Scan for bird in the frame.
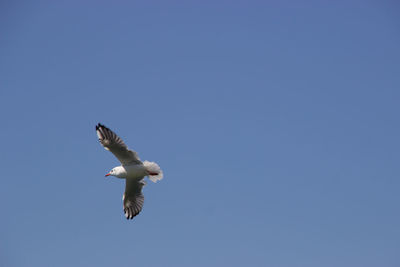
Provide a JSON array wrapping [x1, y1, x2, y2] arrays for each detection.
[[95, 123, 163, 220]]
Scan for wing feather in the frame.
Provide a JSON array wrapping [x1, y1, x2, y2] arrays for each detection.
[[95, 123, 141, 165], [123, 179, 145, 219]]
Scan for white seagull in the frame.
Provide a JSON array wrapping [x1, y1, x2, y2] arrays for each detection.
[[96, 123, 163, 220]]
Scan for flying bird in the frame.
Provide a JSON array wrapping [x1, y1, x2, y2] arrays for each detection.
[[95, 123, 163, 219]]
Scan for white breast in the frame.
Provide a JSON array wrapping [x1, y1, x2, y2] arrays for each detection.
[[123, 164, 147, 179]]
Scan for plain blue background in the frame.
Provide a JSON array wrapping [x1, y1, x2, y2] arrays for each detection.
[[1, 1, 399, 266]]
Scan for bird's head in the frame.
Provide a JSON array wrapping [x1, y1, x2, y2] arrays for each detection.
[[105, 166, 125, 178]]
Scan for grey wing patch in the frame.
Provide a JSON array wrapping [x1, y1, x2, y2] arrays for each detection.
[[123, 179, 146, 220], [96, 123, 141, 165]]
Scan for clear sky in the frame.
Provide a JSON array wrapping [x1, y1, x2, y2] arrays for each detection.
[[1, 1, 399, 266]]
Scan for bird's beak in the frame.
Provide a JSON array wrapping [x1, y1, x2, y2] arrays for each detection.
[[105, 173, 111, 177]]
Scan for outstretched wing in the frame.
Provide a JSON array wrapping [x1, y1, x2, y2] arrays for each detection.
[[123, 179, 145, 219], [96, 123, 141, 165]]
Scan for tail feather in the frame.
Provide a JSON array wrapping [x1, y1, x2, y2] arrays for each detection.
[[143, 161, 163, 183]]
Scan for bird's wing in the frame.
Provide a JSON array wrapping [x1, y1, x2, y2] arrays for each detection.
[[96, 123, 141, 165], [123, 179, 145, 219]]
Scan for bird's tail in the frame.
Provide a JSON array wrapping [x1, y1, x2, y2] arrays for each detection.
[[143, 161, 163, 183]]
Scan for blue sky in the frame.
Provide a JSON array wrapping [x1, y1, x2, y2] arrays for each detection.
[[1, 1, 399, 266]]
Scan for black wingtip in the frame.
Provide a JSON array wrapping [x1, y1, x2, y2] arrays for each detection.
[[96, 123, 106, 130]]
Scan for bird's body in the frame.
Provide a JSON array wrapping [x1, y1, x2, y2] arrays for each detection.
[[110, 165, 147, 179], [124, 164, 147, 179], [95, 123, 163, 219]]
